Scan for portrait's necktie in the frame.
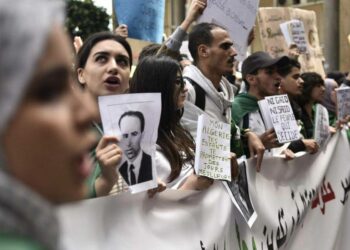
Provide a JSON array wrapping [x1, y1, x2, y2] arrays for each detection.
[[129, 164, 136, 185]]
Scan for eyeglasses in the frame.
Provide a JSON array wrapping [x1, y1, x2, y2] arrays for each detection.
[[175, 76, 185, 89]]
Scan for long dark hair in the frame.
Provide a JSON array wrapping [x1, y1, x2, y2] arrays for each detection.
[[297, 72, 324, 106], [130, 56, 195, 182]]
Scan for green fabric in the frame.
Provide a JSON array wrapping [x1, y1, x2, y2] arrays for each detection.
[[230, 93, 259, 158], [230, 121, 244, 157], [0, 233, 45, 250], [327, 111, 350, 143], [86, 123, 103, 198], [86, 150, 100, 198], [231, 93, 259, 125], [328, 110, 337, 127]]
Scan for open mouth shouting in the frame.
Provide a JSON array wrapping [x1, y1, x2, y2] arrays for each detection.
[[104, 75, 121, 91], [227, 56, 236, 66]]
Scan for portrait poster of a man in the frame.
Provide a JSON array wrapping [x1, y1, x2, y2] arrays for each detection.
[[98, 93, 161, 193], [118, 111, 153, 185]]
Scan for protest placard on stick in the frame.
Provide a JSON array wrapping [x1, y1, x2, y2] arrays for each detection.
[[194, 114, 231, 181]]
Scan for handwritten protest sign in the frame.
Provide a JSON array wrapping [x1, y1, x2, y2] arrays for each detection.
[[194, 114, 231, 181], [262, 95, 300, 144], [314, 104, 330, 147], [113, 0, 165, 43], [336, 86, 350, 120], [258, 7, 325, 77], [280, 19, 308, 54], [198, 0, 259, 61]]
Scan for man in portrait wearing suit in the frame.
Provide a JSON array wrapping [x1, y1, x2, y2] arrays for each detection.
[[118, 111, 152, 185]]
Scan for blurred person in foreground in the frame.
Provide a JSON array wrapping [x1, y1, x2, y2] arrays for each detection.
[[0, 0, 97, 249]]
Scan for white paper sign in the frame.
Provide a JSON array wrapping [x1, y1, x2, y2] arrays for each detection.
[[314, 104, 330, 147], [194, 114, 231, 181], [98, 93, 161, 193], [336, 86, 350, 120], [258, 99, 274, 129], [280, 19, 308, 54], [198, 0, 259, 60], [264, 94, 300, 143]]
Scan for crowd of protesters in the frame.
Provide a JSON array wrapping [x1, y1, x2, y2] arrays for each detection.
[[0, 0, 349, 249]]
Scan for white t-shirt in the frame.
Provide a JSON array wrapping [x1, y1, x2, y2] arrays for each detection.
[[155, 145, 194, 189]]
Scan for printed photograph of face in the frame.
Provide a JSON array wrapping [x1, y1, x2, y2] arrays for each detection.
[[117, 111, 153, 186], [118, 111, 144, 161], [226, 161, 255, 224]]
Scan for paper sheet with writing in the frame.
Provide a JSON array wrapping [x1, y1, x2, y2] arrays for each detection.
[[194, 114, 231, 181], [314, 104, 330, 147], [280, 19, 308, 54], [264, 95, 300, 144], [98, 93, 161, 194], [198, 0, 259, 61], [336, 86, 350, 120]]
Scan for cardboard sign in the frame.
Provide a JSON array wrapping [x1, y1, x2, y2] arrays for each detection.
[[314, 104, 330, 147], [280, 19, 308, 54], [336, 86, 350, 120], [198, 0, 259, 61], [194, 114, 231, 181], [258, 7, 325, 77], [261, 95, 300, 143]]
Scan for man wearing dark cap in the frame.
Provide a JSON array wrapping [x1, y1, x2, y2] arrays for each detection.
[[232, 51, 290, 150]]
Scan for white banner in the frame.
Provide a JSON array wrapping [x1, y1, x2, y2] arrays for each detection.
[[57, 130, 350, 250]]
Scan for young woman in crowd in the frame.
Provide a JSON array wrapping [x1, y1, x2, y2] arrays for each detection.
[[76, 32, 133, 197], [321, 78, 339, 126], [321, 78, 350, 141], [76, 0, 208, 196], [297, 72, 326, 138], [129, 56, 219, 189], [0, 0, 97, 248]]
